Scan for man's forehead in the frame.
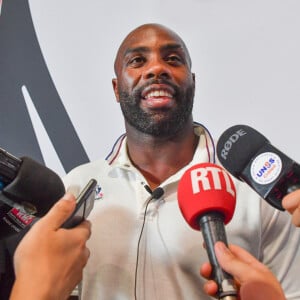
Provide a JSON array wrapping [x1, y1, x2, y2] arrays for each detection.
[[120, 27, 185, 55], [114, 24, 192, 73]]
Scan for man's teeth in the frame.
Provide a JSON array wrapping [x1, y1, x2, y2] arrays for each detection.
[[145, 90, 172, 99]]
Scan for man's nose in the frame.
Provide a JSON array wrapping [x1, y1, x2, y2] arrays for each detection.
[[144, 58, 171, 80]]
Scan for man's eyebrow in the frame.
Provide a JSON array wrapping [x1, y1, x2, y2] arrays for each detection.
[[124, 43, 184, 56], [124, 46, 150, 56], [160, 43, 184, 52]]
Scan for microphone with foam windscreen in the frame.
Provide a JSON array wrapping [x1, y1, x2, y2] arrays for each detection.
[[178, 163, 237, 300], [0, 147, 65, 238], [216, 124, 300, 211]]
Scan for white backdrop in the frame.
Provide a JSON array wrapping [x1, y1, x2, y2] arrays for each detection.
[[28, 0, 300, 176]]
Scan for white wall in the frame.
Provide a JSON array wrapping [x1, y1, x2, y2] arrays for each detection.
[[29, 0, 300, 175]]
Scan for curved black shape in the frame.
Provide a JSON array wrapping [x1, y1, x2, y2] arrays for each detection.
[[0, 2, 90, 297], [0, 0, 90, 172]]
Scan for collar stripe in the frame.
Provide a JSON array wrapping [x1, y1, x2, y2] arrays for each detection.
[[105, 133, 126, 165]]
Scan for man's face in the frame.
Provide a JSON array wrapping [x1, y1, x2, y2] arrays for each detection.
[[113, 25, 195, 137]]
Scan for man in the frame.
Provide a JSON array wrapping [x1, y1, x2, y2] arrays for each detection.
[[63, 23, 300, 299]]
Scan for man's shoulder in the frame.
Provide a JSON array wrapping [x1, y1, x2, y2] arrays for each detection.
[[63, 158, 109, 182]]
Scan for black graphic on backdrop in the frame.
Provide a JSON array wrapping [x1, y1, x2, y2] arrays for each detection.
[[0, 0, 89, 173], [0, 2, 90, 299]]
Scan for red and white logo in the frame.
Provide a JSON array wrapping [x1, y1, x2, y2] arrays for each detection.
[[190, 165, 235, 197], [178, 163, 236, 230], [9, 208, 35, 226]]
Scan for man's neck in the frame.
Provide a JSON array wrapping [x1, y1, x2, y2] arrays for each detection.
[[125, 122, 198, 190]]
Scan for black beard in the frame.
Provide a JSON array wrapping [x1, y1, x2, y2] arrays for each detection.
[[118, 81, 194, 138]]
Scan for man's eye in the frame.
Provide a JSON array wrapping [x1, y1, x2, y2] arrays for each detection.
[[128, 56, 145, 66], [166, 55, 183, 64]]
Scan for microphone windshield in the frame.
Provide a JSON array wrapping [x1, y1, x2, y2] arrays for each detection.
[[177, 163, 236, 230], [216, 124, 268, 178], [0, 154, 65, 238], [2, 157, 65, 217]]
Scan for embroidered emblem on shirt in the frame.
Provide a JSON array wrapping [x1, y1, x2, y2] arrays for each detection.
[[95, 184, 103, 200]]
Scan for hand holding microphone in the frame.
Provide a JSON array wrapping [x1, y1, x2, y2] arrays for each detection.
[[0, 146, 95, 299], [177, 163, 238, 300], [200, 242, 286, 300]]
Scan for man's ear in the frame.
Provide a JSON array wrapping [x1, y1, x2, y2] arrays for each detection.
[[112, 78, 120, 102]]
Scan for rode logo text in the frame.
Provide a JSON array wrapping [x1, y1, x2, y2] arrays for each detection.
[[220, 129, 246, 160]]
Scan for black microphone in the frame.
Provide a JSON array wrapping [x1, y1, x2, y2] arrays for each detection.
[[0, 147, 65, 238], [150, 187, 164, 199], [143, 183, 164, 199], [216, 124, 300, 210]]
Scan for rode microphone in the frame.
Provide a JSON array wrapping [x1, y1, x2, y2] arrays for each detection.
[[0, 147, 65, 238], [178, 163, 237, 300], [217, 124, 300, 211]]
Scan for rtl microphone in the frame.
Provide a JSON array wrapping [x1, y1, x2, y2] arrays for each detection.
[[217, 124, 300, 211], [178, 163, 237, 300], [0, 147, 65, 238]]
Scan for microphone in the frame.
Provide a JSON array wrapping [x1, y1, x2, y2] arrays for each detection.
[[143, 184, 164, 200], [216, 124, 300, 211], [152, 187, 164, 199], [0, 147, 65, 238], [177, 163, 237, 300]]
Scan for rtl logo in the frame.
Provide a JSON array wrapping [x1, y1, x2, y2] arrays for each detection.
[[190, 165, 235, 197]]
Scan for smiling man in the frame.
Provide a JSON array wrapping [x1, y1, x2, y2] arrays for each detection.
[[63, 23, 300, 300], [112, 24, 194, 141]]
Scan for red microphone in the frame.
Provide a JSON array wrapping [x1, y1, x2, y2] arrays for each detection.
[[178, 163, 238, 300]]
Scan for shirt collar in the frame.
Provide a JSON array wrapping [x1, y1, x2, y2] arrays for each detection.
[[106, 123, 216, 173]]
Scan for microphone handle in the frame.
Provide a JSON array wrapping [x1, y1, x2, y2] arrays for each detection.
[[199, 212, 238, 300]]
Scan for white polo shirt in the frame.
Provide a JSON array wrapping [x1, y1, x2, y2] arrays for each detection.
[[63, 125, 300, 300]]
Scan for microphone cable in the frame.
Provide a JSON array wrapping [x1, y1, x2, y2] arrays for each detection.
[[134, 185, 164, 300]]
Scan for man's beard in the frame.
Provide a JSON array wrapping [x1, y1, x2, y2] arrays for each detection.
[[118, 82, 194, 138]]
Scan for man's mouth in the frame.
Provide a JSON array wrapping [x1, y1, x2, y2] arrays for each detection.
[[141, 86, 175, 109], [144, 89, 173, 99]]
